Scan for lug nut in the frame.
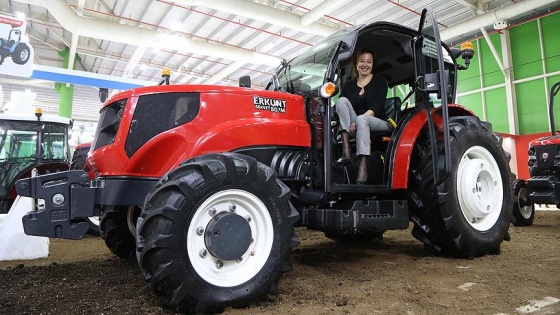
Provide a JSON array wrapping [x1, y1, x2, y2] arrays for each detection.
[[196, 227, 204, 235], [209, 208, 217, 216], [199, 249, 207, 258], [216, 261, 223, 269]]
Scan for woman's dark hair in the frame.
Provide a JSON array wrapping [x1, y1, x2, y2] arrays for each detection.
[[351, 48, 376, 79]]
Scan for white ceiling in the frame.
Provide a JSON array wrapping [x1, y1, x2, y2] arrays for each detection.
[[0, 0, 559, 121]]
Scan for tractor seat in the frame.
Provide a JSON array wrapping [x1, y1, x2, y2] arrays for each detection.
[[370, 96, 401, 139]]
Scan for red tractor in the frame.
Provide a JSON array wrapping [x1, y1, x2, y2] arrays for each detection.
[[513, 81, 560, 226], [16, 9, 512, 313]]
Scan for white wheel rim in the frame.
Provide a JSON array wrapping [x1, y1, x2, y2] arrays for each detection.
[[517, 186, 533, 219], [457, 146, 503, 231], [20, 49, 28, 60], [127, 206, 138, 237], [88, 216, 100, 226], [187, 189, 274, 287]]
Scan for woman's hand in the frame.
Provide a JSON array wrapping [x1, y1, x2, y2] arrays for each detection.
[[349, 122, 356, 135]]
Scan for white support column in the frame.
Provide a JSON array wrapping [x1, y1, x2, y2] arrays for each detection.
[[537, 18, 551, 131], [500, 29, 519, 135], [477, 38, 487, 121], [480, 28, 505, 73]]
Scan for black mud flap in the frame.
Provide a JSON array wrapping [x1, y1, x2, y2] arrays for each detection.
[[16, 170, 94, 240]]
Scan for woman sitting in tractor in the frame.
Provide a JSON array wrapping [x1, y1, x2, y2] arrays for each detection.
[[335, 48, 390, 184]]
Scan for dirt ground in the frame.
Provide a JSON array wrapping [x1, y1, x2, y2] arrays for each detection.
[[0, 210, 559, 315]]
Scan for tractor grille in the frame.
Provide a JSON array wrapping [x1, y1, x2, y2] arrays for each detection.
[[530, 144, 560, 176], [92, 98, 127, 150], [124, 92, 200, 157]]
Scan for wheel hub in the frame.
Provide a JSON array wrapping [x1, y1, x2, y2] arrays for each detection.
[[460, 158, 496, 217], [456, 146, 504, 231], [517, 187, 532, 218], [205, 212, 252, 261]]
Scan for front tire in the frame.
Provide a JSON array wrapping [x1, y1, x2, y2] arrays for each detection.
[[100, 206, 137, 259], [136, 153, 299, 313], [409, 117, 512, 258], [512, 179, 534, 226]]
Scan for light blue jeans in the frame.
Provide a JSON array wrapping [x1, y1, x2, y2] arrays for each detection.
[[336, 97, 391, 156]]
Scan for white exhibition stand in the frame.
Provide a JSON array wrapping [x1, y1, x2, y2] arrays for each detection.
[[0, 196, 49, 261]]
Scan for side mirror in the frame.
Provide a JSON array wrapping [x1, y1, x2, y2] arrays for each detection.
[[239, 76, 251, 88], [450, 48, 462, 60], [99, 88, 108, 103]]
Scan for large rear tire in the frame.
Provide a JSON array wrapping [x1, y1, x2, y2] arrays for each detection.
[[136, 153, 299, 313], [512, 179, 534, 226], [409, 116, 512, 258]]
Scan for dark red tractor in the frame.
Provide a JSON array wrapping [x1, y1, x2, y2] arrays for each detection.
[[16, 9, 512, 313], [513, 81, 560, 226], [69, 141, 99, 234]]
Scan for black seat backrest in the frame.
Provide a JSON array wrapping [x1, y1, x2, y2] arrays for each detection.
[[384, 97, 401, 124]]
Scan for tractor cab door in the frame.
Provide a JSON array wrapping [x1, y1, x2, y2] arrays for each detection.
[[414, 8, 451, 184]]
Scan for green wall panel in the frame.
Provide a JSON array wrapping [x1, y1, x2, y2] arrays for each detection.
[[457, 41, 481, 93], [484, 87, 509, 133], [450, 12, 560, 135], [511, 21, 543, 80], [458, 93, 483, 118], [541, 13, 560, 73], [548, 75, 560, 126], [479, 35, 504, 87], [517, 79, 548, 134]]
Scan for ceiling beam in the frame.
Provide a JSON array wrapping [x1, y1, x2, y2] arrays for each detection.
[[15, 0, 281, 67], [453, 0, 487, 15], [441, 0, 558, 42], [173, 0, 339, 36], [301, 0, 347, 26]]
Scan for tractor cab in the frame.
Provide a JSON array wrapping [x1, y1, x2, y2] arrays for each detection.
[[8, 30, 22, 45], [268, 9, 473, 192], [0, 111, 71, 213]]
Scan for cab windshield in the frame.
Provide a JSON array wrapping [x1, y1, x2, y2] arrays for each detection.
[[0, 121, 69, 161], [0, 120, 69, 197], [273, 28, 353, 96]]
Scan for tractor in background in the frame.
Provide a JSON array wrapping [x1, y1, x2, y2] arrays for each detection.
[[513, 81, 560, 226], [69, 141, 99, 234], [0, 108, 71, 214]]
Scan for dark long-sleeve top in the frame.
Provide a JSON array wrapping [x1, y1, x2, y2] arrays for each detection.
[[340, 75, 388, 119]]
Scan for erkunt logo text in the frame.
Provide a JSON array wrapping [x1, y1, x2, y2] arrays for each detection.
[[253, 96, 286, 113]]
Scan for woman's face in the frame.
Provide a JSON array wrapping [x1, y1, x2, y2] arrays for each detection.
[[356, 53, 373, 77]]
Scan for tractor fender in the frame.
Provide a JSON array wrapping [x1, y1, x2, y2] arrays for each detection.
[[389, 104, 475, 189]]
